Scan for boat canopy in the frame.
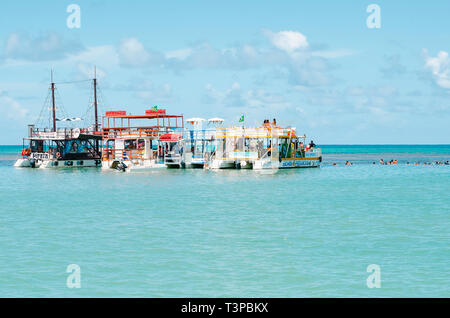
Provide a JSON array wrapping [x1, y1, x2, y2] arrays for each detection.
[[159, 133, 182, 142], [207, 117, 224, 123], [186, 117, 205, 124], [56, 117, 82, 122]]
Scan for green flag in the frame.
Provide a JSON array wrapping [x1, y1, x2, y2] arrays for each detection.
[[239, 114, 244, 122], [151, 105, 158, 111]]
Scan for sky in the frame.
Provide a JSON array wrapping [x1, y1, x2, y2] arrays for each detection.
[[0, 0, 449, 144]]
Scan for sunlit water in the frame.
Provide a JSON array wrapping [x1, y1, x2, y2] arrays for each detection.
[[0, 145, 449, 297]]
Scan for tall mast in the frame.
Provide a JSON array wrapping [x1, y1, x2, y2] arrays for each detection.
[[94, 66, 98, 132], [51, 70, 56, 132]]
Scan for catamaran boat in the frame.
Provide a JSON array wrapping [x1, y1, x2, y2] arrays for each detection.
[[182, 117, 224, 168], [161, 132, 183, 168], [209, 123, 321, 170], [14, 126, 102, 168], [14, 73, 102, 168], [101, 108, 184, 171], [277, 128, 322, 169]]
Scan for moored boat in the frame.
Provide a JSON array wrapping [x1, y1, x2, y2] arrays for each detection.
[[182, 117, 224, 168], [101, 108, 184, 171], [161, 133, 183, 168], [209, 121, 321, 170], [15, 71, 102, 169]]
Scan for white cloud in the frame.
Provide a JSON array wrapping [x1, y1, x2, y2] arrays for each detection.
[[67, 45, 119, 69], [112, 80, 174, 103], [112, 29, 356, 88], [76, 63, 106, 80], [136, 82, 173, 103], [264, 30, 309, 53], [423, 49, 450, 89], [165, 48, 192, 60], [0, 91, 28, 119], [1, 32, 117, 72], [0, 30, 352, 92], [118, 38, 150, 67], [379, 54, 407, 78], [118, 38, 164, 68], [204, 82, 242, 105], [2, 32, 84, 62], [204, 82, 290, 110]]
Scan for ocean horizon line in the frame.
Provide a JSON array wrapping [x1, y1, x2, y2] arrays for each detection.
[[1, 143, 450, 147]]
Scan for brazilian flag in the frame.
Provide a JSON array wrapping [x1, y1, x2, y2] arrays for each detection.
[[151, 105, 158, 111], [239, 114, 244, 123]]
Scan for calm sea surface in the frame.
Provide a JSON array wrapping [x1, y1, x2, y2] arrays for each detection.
[[0, 145, 449, 297]]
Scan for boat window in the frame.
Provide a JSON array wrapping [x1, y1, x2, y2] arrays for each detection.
[[124, 139, 137, 149], [30, 140, 44, 152], [137, 139, 145, 150]]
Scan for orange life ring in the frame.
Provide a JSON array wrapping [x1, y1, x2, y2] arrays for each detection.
[[56, 152, 61, 158], [22, 148, 31, 156]]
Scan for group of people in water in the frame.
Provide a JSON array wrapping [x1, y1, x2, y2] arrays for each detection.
[[379, 159, 397, 165], [407, 161, 450, 165], [332, 159, 450, 166]]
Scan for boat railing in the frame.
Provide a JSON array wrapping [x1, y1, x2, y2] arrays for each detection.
[[306, 148, 322, 157], [102, 148, 146, 161], [29, 127, 99, 139], [102, 126, 181, 139], [259, 146, 277, 160]]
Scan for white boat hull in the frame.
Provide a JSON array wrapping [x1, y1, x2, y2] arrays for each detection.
[[102, 159, 166, 171], [210, 159, 236, 169], [252, 159, 279, 170], [279, 157, 321, 169], [165, 155, 182, 168], [14, 158, 100, 168], [14, 158, 33, 168], [183, 157, 205, 168]]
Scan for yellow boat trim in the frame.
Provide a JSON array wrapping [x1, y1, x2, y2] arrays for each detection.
[[281, 157, 320, 161]]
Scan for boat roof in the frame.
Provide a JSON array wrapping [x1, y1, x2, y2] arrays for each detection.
[[208, 117, 224, 123], [186, 117, 205, 123], [25, 133, 102, 141], [160, 133, 183, 141], [104, 114, 183, 119]]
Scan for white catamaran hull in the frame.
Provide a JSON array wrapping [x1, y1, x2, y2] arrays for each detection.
[[14, 158, 36, 168], [183, 157, 205, 168], [14, 158, 100, 168], [279, 157, 321, 168], [164, 155, 182, 168], [252, 159, 279, 170], [210, 159, 236, 169], [102, 159, 166, 171]]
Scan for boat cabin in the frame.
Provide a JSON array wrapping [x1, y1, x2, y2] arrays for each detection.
[[101, 108, 184, 170]]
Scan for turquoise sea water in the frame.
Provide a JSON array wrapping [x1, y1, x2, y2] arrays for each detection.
[[0, 145, 449, 297]]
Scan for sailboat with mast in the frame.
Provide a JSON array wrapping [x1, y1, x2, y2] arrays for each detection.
[[14, 70, 103, 168]]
